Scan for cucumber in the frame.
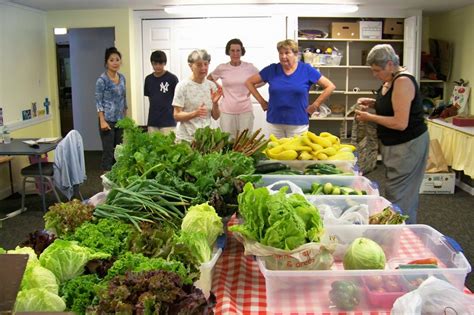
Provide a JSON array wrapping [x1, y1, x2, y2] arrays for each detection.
[[255, 162, 289, 174], [323, 182, 333, 194], [267, 169, 304, 175]]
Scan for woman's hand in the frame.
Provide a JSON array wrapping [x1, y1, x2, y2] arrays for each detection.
[[260, 100, 268, 111], [355, 109, 372, 122], [195, 104, 208, 118], [306, 103, 319, 115], [100, 120, 111, 131], [210, 87, 223, 104], [357, 97, 376, 108]]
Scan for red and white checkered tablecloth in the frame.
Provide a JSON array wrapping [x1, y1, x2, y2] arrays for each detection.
[[211, 221, 471, 315]]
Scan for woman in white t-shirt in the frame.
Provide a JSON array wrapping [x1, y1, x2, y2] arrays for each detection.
[[173, 49, 223, 142], [208, 39, 260, 138]]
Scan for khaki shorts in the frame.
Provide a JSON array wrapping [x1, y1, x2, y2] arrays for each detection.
[[147, 126, 175, 135]]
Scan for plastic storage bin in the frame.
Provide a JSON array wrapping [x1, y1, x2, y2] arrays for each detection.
[[194, 248, 222, 298], [307, 194, 392, 217], [257, 224, 471, 313], [259, 175, 379, 195], [258, 159, 357, 173]]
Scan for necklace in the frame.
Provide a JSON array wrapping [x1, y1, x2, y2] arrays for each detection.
[[107, 71, 119, 83]]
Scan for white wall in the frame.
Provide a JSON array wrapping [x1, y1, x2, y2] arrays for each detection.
[[0, 3, 49, 126], [69, 28, 115, 150]]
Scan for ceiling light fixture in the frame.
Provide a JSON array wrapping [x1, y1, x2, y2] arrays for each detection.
[[54, 28, 68, 35], [164, 4, 358, 17]]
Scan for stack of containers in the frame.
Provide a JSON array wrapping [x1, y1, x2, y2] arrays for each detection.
[[254, 145, 472, 313]]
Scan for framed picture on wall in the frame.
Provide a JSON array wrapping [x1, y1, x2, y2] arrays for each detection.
[[22, 109, 32, 120]]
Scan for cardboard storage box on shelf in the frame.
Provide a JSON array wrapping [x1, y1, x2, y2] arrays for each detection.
[[383, 18, 404, 35], [359, 21, 382, 39], [331, 22, 359, 39], [257, 224, 471, 313], [419, 172, 456, 194]]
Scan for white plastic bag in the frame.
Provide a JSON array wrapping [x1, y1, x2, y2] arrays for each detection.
[[311, 103, 332, 118], [320, 204, 369, 225], [265, 180, 305, 196], [391, 276, 474, 315]]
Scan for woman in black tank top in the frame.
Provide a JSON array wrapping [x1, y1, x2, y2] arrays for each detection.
[[353, 44, 429, 224]]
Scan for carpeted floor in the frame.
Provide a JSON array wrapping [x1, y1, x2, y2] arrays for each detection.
[[0, 151, 473, 291]]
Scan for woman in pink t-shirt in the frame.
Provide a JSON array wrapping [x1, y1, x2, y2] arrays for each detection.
[[208, 38, 259, 138]]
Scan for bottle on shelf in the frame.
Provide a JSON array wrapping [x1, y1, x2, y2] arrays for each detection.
[[3, 126, 11, 144]]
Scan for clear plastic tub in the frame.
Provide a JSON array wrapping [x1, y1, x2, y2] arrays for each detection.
[[307, 194, 392, 216], [194, 248, 222, 299], [257, 159, 358, 173], [258, 175, 379, 195], [257, 224, 471, 313]]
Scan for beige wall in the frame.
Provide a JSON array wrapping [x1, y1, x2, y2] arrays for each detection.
[[0, 3, 56, 198], [428, 4, 474, 114]]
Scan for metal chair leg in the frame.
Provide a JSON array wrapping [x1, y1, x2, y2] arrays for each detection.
[[45, 177, 61, 204], [20, 176, 27, 212]]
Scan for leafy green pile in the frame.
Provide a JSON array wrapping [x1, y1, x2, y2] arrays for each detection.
[[108, 118, 197, 186], [44, 200, 94, 238], [66, 218, 133, 257], [60, 274, 101, 315], [93, 270, 212, 315], [229, 183, 324, 250], [104, 252, 193, 284], [104, 118, 258, 217], [94, 177, 193, 229], [39, 240, 110, 283], [191, 125, 231, 154]]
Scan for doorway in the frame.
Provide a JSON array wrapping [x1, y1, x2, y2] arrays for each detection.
[[55, 27, 115, 150], [55, 40, 72, 137]]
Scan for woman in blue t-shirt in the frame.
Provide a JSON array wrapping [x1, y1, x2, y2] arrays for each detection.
[[246, 39, 335, 138], [95, 47, 127, 171]]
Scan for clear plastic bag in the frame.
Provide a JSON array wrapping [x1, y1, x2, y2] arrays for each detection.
[[311, 103, 332, 118], [391, 276, 474, 315], [319, 204, 369, 225]]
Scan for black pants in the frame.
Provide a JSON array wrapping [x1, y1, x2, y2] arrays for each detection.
[[99, 121, 123, 171]]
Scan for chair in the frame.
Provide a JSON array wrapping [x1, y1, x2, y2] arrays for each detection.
[[53, 129, 86, 201], [20, 154, 61, 212], [19, 130, 86, 211]]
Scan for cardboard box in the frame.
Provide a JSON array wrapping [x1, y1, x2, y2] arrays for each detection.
[[419, 172, 455, 194], [384, 18, 404, 35], [359, 21, 382, 39], [331, 22, 359, 39]]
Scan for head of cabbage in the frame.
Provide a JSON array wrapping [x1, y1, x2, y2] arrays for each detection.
[[343, 237, 386, 270]]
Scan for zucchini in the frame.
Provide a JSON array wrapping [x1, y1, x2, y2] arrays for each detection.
[[267, 169, 304, 175], [255, 162, 289, 174]]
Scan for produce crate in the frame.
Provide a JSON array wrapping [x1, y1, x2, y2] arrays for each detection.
[[258, 175, 379, 195], [257, 224, 471, 313]]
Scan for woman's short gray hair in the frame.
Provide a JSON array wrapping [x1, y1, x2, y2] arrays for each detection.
[[188, 49, 211, 64], [366, 44, 400, 67], [277, 39, 299, 54]]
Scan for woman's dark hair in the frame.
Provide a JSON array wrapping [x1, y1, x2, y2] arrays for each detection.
[[150, 50, 167, 64], [104, 47, 121, 67], [225, 38, 246, 56]]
